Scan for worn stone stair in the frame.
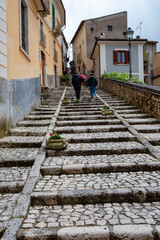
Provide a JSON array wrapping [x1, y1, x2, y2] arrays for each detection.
[[16, 87, 160, 239]]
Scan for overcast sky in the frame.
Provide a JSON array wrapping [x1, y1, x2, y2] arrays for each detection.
[[63, 0, 160, 56]]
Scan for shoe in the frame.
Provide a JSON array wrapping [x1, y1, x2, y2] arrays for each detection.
[[76, 99, 80, 103], [93, 95, 96, 100]]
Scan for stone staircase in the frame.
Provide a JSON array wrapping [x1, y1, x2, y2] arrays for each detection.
[[14, 87, 160, 239], [0, 88, 64, 239]]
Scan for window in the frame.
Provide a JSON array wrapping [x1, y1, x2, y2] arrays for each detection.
[[108, 25, 112, 31], [90, 27, 94, 32], [52, 4, 55, 28], [20, 0, 29, 55], [113, 50, 129, 64]]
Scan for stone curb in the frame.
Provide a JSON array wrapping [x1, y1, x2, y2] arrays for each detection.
[[17, 224, 160, 240], [0, 182, 24, 193], [41, 161, 160, 175], [31, 187, 160, 205]]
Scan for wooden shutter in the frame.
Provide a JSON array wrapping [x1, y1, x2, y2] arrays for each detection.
[[126, 51, 130, 64], [113, 51, 118, 64], [52, 4, 55, 28]]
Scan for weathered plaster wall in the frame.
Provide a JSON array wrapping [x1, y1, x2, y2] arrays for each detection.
[[102, 78, 160, 118], [0, 77, 40, 137]]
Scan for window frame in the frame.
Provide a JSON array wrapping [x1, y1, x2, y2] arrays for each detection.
[[108, 25, 112, 31], [19, 0, 30, 59], [113, 50, 130, 65]]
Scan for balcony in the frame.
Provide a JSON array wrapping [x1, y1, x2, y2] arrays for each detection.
[[77, 52, 82, 63], [40, 30, 46, 48], [35, 0, 50, 16], [54, 48, 58, 62], [53, 18, 62, 37]]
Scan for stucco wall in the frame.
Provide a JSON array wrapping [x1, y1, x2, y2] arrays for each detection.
[[102, 78, 160, 118], [105, 45, 139, 77], [0, 77, 40, 137], [0, 0, 7, 79]]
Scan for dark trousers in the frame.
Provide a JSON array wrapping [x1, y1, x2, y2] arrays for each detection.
[[74, 85, 81, 100]]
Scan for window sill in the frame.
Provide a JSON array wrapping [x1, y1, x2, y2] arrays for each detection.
[[114, 64, 129, 65], [19, 46, 31, 61]]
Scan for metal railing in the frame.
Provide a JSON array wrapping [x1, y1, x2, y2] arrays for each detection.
[[40, 30, 46, 48]]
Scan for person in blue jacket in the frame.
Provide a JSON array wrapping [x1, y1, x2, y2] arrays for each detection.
[[87, 73, 98, 100]]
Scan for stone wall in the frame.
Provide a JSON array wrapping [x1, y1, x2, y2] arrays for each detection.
[[102, 78, 160, 118], [0, 77, 40, 137]]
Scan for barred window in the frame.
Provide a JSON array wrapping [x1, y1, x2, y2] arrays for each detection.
[[20, 0, 29, 55]]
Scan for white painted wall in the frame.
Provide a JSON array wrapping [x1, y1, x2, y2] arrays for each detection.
[[100, 44, 106, 75], [0, 0, 7, 79], [138, 44, 144, 82]]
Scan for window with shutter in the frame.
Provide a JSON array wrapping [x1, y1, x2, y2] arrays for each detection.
[[113, 50, 130, 64], [52, 4, 55, 28]]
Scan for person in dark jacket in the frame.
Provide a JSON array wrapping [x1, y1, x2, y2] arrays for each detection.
[[87, 73, 98, 100], [72, 72, 82, 102]]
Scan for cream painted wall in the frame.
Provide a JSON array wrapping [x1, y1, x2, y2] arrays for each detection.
[[6, 0, 64, 84], [0, 0, 7, 79]]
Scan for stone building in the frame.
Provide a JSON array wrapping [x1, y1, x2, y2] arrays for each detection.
[[152, 52, 160, 86], [71, 11, 127, 76], [0, 0, 66, 137]]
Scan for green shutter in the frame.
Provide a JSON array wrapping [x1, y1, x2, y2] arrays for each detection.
[[52, 4, 55, 28]]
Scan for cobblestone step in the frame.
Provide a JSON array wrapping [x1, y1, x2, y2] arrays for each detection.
[[121, 113, 151, 119], [54, 125, 127, 134], [32, 171, 160, 205], [47, 142, 147, 157], [60, 108, 103, 112], [61, 104, 104, 109], [127, 118, 160, 125], [30, 111, 55, 115], [10, 126, 47, 136], [116, 109, 143, 114], [0, 182, 24, 193], [0, 148, 38, 167], [58, 114, 117, 121], [56, 119, 121, 127], [61, 132, 136, 143], [0, 136, 43, 148], [24, 115, 53, 120], [16, 120, 50, 127], [133, 124, 160, 133], [59, 111, 102, 116], [17, 202, 160, 240]]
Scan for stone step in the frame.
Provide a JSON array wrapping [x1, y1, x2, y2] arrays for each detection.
[[30, 111, 55, 115], [56, 119, 121, 127], [18, 204, 160, 239], [142, 133, 160, 144], [60, 132, 136, 143], [127, 118, 160, 125], [0, 182, 24, 193], [24, 115, 53, 120], [111, 106, 137, 110], [0, 136, 43, 148], [36, 107, 56, 111], [32, 171, 160, 205], [116, 109, 143, 114], [43, 153, 158, 168], [59, 111, 102, 116], [47, 141, 147, 157], [58, 115, 117, 121], [41, 161, 160, 176], [10, 127, 47, 136], [16, 120, 50, 127], [61, 105, 104, 109], [121, 113, 152, 119], [133, 124, 160, 133], [60, 108, 103, 112], [0, 148, 38, 167], [54, 125, 127, 134]]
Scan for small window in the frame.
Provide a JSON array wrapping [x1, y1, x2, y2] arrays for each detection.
[[113, 50, 130, 64], [108, 25, 112, 31], [52, 4, 55, 28], [90, 27, 94, 32], [20, 0, 29, 54]]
